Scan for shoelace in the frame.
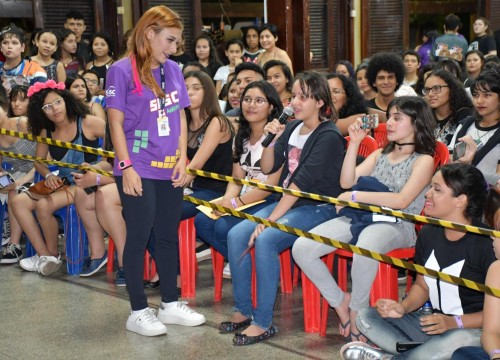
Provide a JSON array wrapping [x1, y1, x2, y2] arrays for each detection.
[[138, 308, 158, 324], [358, 347, 381, 360], [2, 243, 18, 255], [176, 301, 196, 314]]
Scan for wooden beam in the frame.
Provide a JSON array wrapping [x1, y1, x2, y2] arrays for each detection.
[[409, 1, 478, 14], [201, 3, 263, 18]]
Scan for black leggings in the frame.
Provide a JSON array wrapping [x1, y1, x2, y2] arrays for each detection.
[[116, 177, 182, 310]]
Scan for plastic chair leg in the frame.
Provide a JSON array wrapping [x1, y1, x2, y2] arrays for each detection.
[[107, 237, 115, 273], [212, 248, 225, 301], [179, 218, 196, 298]]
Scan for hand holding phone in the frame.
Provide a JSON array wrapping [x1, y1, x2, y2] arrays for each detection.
[[361, 114, 379, 130], [0, 173, 14, 189], [453, 142, 467, 161]]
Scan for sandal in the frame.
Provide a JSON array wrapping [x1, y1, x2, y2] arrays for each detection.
[[218, 318, 252, 334], [349, 331, 366, 343], [233, 325, 277, 346], [339, 320, 350, 341]]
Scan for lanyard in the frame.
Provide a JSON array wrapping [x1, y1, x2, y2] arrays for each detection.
[[159, 65, 166, 109]]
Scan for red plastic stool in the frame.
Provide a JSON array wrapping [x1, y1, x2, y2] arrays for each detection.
[[178, 218, 197, 298], [107, 237, 156, 281], [212, 247, 225, 301]]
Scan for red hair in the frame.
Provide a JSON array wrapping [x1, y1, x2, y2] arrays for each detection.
[[129, 5, 183, 97]]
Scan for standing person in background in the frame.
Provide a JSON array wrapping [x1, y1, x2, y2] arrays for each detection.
[[106, 5, 206, 337], [241, 26, 263, 63], [468, 17, 497, 57], [56, 28, 85, 78], [0, 24, 47, 92], [432, 13, 468, 63], [85, 32, 115, 90], [416, 30, 439, 67], [31, 29, 66, 83], [193, 34, 222, 79], [256, 24, 293, 74], [214, 39, 244, 96], [64, 10, 91, 63], [402, 50, 421, 88]]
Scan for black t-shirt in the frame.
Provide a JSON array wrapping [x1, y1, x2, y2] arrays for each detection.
[[468, 35, 497, 54], [169, 53, 194, 69], [415, 222, 495, 315], [365, 98, 384, 112]]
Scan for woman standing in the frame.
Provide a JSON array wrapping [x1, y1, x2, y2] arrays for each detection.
[[256, 24, 293, 74], [241, 26, 263, 63], [56, 28, 84, 77], [468, 17, 497, 57], [106, 5, 205, 337]]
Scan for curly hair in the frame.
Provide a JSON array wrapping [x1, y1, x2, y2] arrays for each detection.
[[366, 52, 406, 93], [27, 88, 89, 135], [233, 80, 283, 162], [414, 62, 437, 96], [294, 71, 338, 123], [424, 70, 472, 126], [263, 59, 294, 93], [65, 74, 92, 102], [383, 96, 436, 156], [440, 163, 488, 221], [90, 31, 116, 58], [326, 73, 367, 118]]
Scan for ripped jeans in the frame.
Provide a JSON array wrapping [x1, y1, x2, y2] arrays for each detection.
[[357, 307, 482, 360]]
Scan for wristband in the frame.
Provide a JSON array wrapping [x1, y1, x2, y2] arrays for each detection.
[[96, 174, 101, 186], [489, 350, 500, 359], [454, 315, 464, 329], [238, 196, 246, 205], [118, 159, 132, 170], [351, 191, 358, 202], [268, 141, 276, 148], [230, 198, 238, 209], [45, 172, 55, 179]]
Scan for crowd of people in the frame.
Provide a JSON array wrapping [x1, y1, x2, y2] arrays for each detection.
[[0, 5, 499, 359]]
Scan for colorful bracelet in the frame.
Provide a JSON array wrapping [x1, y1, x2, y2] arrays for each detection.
[[351, 191, 358, 202], [238, 196, 246, 205], [230, 198, 238, 209], [96, 174, 101, 186], [489, 349, 500, 359], [454, 315, 464, 329]]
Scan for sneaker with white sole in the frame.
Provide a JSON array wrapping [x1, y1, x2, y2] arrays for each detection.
[[223, 263, 231, 279], [39, 255, 62, 276], [1, 243, 23, 264], [19, 254, 41, 272], [340, 341, 391, 360], [126, 308, 167, 336], [157, 301, 206, 326]]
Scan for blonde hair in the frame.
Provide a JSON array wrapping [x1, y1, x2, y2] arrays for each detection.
[[129, 5, 183, 97]]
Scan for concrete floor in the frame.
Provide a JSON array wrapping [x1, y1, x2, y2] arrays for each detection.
[[0, 254, 350, 360]]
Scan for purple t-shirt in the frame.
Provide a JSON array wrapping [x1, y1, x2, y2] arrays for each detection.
[[106, 57, 190, 180]]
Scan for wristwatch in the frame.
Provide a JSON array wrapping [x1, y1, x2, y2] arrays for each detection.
[[118, 159, 132, 170]]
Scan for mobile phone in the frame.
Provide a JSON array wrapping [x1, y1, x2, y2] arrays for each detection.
[[453, 142, 467, 161], [361, 114, 379, 129], [396, 342, 423, 352], [0, 173, 14, 188]]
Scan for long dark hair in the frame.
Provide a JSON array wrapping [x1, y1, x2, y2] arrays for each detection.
[[294, 71, 338, 122], [424, 70, 472, 126], [193, 34, 221, 65], [184, 70, 232, 135], [65, 74, 92, 102], [233, 81, 283, 162], [263, 59, 294, 93], [440, 163, 489, 221], [383, 96, 436, 156], [470, 69, 500, 121], [326, 73, 367, 118], [484, 187, 500, 229], [27, 88, 89, 135]]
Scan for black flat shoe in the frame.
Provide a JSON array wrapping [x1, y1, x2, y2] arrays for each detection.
[[232, 325, 277, 346], [218, 318, 252, 334], [144, 280, 160, 289]]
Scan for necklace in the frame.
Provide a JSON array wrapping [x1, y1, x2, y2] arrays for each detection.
[[394, 142, 415, 150], [473, 128, 489, 144]]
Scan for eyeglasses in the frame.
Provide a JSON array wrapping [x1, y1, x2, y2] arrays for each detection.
[[41, 97, 64, 113], [331, 89, 346, 95], [242, 96, 268, 106], [186, 84, 204, 91], [84, 78, 99, 86], [422, 84, 449, 96]]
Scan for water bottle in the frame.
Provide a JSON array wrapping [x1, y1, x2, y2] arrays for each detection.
[[419, 301, 433, 316]]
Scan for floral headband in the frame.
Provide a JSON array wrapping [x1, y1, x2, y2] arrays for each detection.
[[27, 80, 65, 98]]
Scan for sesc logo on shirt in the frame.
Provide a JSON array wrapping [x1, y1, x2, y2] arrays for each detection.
[[106, 86, 116, 97]]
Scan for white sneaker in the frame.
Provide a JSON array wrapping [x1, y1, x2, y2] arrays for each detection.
[[223, 263, 231, 279], [38, 255, 62, 276], [158, 301, 206, 326], [126, 308, 167, 336], [19, 255, 41, 272]]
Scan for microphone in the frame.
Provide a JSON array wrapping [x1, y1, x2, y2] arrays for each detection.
[[262, 106, 294, 147]]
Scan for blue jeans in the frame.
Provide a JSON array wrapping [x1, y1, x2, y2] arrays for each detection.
[[227, 202, 338, 330], [194, 199, 272, 259], [357, 307, 482, 360], [181, 188, 222, 220], [451, 346, 488, 360]]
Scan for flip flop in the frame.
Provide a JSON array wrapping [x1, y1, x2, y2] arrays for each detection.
[[350, 331, 365, 343], [339, 320, 350, 341]]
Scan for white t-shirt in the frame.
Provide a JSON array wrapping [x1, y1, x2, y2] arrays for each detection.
[[214, 65, 234, 87]]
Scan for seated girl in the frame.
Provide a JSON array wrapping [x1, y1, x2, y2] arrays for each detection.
[[292, 96, 436, 342], [12, 80, 105, 276], [340, 163, 496, 360]]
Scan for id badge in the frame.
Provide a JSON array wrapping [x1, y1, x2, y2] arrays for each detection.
[[157, 116, 170, 136]]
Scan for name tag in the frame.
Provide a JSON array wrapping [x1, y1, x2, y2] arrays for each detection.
[[157, 116, 170, 137]]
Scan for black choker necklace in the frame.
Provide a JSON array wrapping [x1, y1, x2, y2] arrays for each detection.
[[395, 142, 415, 150]]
